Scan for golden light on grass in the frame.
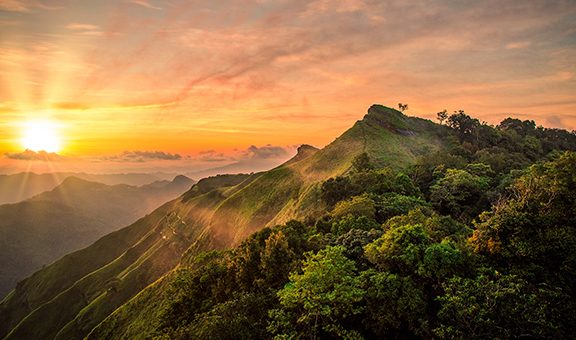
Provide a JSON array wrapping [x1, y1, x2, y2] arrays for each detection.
[[20, 120, 63, 153]]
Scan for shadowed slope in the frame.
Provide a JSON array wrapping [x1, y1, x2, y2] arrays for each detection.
[[0, 175, 193, 299]]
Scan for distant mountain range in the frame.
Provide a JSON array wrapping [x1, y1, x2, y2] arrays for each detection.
[[0, 172, 179, 205], [186, 157, 294, 181], [0, 175, 194, 298]]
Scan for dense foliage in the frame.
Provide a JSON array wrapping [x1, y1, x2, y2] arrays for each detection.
[[156, 113, 576, 339]]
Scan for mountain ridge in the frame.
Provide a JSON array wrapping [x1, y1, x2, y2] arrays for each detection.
[[0, 105, 451, 339]]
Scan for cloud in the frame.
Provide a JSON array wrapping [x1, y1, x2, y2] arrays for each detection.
[[128, 0, 162, 10], [105, 150, 182, 162], [0, 0, 30, 12], [544, 115, 567, 129], [197, 150, 231, 162], [243, 145, 291, 160], [65, 22, 103, 36], [5, 149, 64, 161], [66, 23, 99, 30], [505, 41, 532, 50], [193, 145, 294, 163], [0, 0, 61, 12], [78, 30, 105, 36], [52, 102, 90, 110]]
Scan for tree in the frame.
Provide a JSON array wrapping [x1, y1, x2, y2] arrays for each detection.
[[470, 152, 576, 290], [436, 109, 448, 125], [365, 223, 432, 275], [321, 176, 357, 206], [351, 152, 374, 173], [373, 193, 430, 223], [268, 246, 365, 339], [361, 270, 428, 337], [429, 168, 490, 220], [436, 273, 574, 338], [331, 215, 380, 236], [419, 240, 466, 280], [447, 110, 480, 143], [259, 231, 296, 289], [332, 195, 376, 220], [498, 118, 536, 136], [398, 103, 408, 112], [179, 293, 273, 340], [335, 229, 382, 267]]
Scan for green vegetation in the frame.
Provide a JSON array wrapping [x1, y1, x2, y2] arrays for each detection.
[[0, 175, 193, 299], [103, 151, 575, 339], [2, 105, 576, 339]]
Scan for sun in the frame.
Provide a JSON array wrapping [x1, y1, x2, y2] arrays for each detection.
[[20, 120, 63, 153]]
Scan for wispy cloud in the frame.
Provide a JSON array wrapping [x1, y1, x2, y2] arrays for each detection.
[[0, 0, 62, 12], [127, 0, 161, 10], [52, 102, 90, 110], [506, 41, 532, 50], [0, 0, 31, 12], [65, 22, 104, 36], [66, 23, 99, 31]]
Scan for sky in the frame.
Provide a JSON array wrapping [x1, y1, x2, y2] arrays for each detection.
[[0, 0, 575, 174]]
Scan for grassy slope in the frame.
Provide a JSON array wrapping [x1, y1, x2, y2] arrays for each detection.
[[0, 174, 251, 339], [0, 105, 450, 339], [269, 104, 448, 225]]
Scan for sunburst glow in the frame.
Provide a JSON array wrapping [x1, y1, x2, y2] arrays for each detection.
[[20, 120, 62, 153]]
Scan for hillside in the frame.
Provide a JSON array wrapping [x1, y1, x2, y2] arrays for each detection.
[[3, 104, 573, 339], [89, 108, 576, 339], [0, 105, 452, 339], [93, 153, 576, 339], [0, 175, 194, 298]]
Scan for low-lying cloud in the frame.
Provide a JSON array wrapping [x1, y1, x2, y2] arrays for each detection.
[[197, 150, 230, 163], [106, 150, 182, 162], [5, 149, 64, 161], [243, 145, 290, 160], [196, 144, 293, 163]]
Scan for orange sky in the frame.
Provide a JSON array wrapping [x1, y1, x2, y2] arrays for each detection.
[[1, 0, 575, 174]]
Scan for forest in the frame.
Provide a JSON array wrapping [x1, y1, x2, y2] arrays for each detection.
[[145, 111, 576, 339]]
